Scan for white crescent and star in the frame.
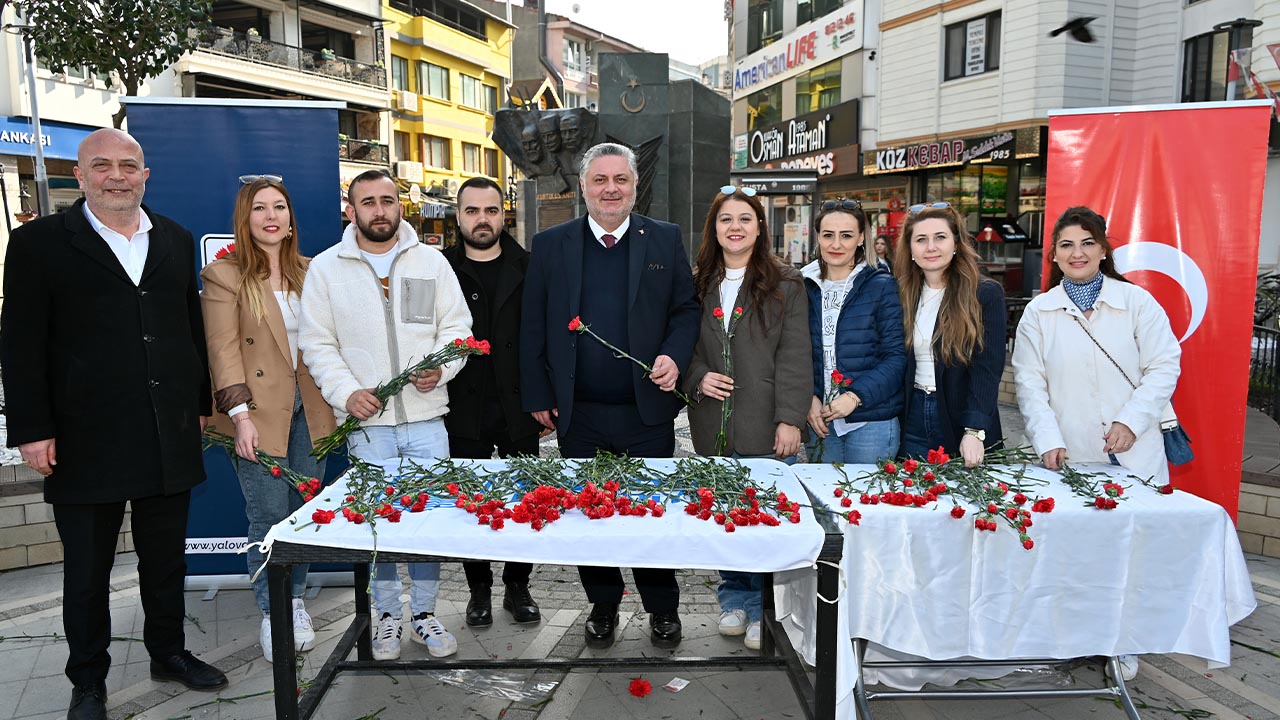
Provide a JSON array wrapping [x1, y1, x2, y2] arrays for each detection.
[[1112, 242, 1209, 343]]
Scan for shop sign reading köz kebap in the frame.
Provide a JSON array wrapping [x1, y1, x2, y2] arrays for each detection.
[[864, 130, 1018, 175], [732, 3, 864, 96]]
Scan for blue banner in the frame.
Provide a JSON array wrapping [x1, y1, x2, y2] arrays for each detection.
[[126, 99, 346, 576], [0, 116, 96, 160]]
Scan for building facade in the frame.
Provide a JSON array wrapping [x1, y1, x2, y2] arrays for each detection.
[[383, 0, 512, 246], [729, 0, 873, 260]]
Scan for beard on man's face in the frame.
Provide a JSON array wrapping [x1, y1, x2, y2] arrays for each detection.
[[462, 222, 499, 250], [355, 212, 399, 243]]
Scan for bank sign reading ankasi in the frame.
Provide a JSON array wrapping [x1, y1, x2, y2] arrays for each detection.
[[733, 2, 864, 96]]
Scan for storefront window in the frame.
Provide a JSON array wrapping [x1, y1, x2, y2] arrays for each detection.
[[747, 85, 782, 131], [1017, 158, 1045, 244], [797, 0, 845, 25], [795, 59, 842, 115]]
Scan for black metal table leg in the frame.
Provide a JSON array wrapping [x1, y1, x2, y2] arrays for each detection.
[[353, 561, 372, 661], [760, 572, 776, 656], [815, 559, 839, 720], [269, 563, 299, 720]]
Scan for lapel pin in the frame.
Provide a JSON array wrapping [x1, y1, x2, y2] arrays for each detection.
[[639, 229, 645, 235]]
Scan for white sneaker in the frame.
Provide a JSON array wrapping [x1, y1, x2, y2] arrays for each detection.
[[410, 613, 458, 658], [1106, 654, 1139, 682], [260, 616, 273, 663], [292, 599, 316, 652], [718, 609, 748, 637], [371, 612, 402, 660], [744, 621, 762, 650]]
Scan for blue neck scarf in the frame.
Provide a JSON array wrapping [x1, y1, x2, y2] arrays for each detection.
[[1062, 272, 1104, 312]]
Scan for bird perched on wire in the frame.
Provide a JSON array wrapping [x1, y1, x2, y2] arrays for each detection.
[[1049, 16, 1097, 43]]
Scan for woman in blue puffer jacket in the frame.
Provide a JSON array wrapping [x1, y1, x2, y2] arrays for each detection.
[[802, 199, 907, 464]]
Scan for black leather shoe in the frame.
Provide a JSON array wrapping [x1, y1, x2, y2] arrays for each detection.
[[584, 602, 619, 648], [503, 583, 542, 624], [68, 682, 106, 720], [150, 650, 228, 690], [466, 587, 493, 627], [650, 611, 682, 649]]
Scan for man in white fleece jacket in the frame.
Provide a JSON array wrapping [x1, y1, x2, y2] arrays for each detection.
[[299, 169, 472, 661]]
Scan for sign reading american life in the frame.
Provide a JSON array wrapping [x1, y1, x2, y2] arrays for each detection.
[[732, 2, 864, 96]]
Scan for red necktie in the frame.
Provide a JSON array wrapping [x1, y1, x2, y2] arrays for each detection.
[[602, 233, 616, 249]]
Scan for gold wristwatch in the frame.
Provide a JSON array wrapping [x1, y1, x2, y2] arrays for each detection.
[[963, 427, 986, 442]]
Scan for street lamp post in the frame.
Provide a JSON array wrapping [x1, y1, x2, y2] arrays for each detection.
[[3, 19, 51, 216]]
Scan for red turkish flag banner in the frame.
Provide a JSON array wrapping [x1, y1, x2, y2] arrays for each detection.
[[1046, 103, 1273, 518]]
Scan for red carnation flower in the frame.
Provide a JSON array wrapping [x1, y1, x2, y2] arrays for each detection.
[[628, 678, 652, 698], [883, 462, 898, 474], [903, 458, 918, 473], [831, 370, 844, 385], [713, 307, 725, 319], [733, 306, 744, 317], [312, 509, 335, 524], [270, 465, 283, 477], [1023, 539, 1035, 550], [950, 506, 965, 519], [1159, 483, 1174, 495], [568, 316, 583, 332]]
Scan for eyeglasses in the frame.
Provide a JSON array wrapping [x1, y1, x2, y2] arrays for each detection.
[[720, 185, 758, 197], [239, 174, 283, 185], [908, 201, 950, 214], [820, 198, 861, 211]]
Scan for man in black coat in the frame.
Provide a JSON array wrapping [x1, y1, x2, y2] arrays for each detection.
[[520, 142, 699, 649], [442, 177, 544, 628], [1, 129, 227, 720]]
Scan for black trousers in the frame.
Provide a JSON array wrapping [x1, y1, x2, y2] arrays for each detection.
[[559, 401, 679, 613], [53, 491, 191, 688], [449, 424, 539, 589]]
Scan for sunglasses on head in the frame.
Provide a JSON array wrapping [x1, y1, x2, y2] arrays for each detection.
[[820, 198, 861, 211], [719, 185, 758, 197], [239, 174, 283, 185], [908, 201, 950, 214]]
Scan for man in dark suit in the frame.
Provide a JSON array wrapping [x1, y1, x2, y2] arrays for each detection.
[[520, 142, 699, 649], [1, 129, 228, 720], [442, 177, 543, 628]]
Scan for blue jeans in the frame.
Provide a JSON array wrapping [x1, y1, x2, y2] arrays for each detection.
[[900, 389, 945, 460], [805, 418, 900, 464], [236, 388, 326, 616], [717, 452, 796, 622], [348, 419, 447, 617]]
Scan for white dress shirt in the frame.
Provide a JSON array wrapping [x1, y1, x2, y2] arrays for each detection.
[[82, 204, 151, 286], [587, 215, 631, 247]]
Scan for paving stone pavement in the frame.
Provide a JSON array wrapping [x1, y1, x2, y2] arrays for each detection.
[[3, 406, 1279, 720]]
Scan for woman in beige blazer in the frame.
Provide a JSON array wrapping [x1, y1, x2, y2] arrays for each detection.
[[682, 186, 812, 651], [200, 176, 335, 663]]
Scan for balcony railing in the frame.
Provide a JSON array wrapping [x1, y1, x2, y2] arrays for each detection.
[[196, 29, 387, 89], [1251, 325, 1280, 422], [339, 137, 390, 165]]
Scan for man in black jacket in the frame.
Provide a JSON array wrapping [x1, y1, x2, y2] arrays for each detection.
[[442, 177, 544, 627], [520, 143, 699, 649], [1, 129, 227, 720]]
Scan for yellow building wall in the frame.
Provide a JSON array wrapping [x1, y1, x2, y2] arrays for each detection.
[[384, 3, 512, 193]]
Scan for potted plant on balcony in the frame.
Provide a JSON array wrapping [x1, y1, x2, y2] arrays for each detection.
[[320, 47, 336, 61], [247, 27, 262, 42]]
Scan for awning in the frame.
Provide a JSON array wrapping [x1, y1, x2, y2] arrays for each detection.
[[0, 116, 97, 161]]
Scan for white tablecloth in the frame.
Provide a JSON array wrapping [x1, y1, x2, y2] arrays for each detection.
[[262, 457, 825, 573], [775, 462, 1257, 719]]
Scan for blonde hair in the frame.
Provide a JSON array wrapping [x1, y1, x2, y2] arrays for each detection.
[[231, 178, 308, 322]]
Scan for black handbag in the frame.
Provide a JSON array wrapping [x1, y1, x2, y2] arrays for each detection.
[[1072, 316, 1193, 466]]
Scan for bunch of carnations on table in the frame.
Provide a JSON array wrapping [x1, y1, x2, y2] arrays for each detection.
[[202, 429, 324, 501], [291, 453, 803, 535], [830, 446, 1050, 550], [674, 457, 801, 532], [711, 305, 744, 457], [309, 336, 490, 458], [1059, 462, 1133, 509], [568, 316, 694, 406], [811, 369, 852, 463]]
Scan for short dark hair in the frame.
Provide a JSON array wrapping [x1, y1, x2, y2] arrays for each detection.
[[347, 168, 395, 204], [457, 176, 503, 204]]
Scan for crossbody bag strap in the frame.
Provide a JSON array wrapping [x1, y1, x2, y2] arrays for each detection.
[[1071, 314, 1179, 428], [1071, 315, 1137, 389]]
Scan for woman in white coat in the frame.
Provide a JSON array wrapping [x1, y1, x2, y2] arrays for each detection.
[[1013, 206, 1181, 485]]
